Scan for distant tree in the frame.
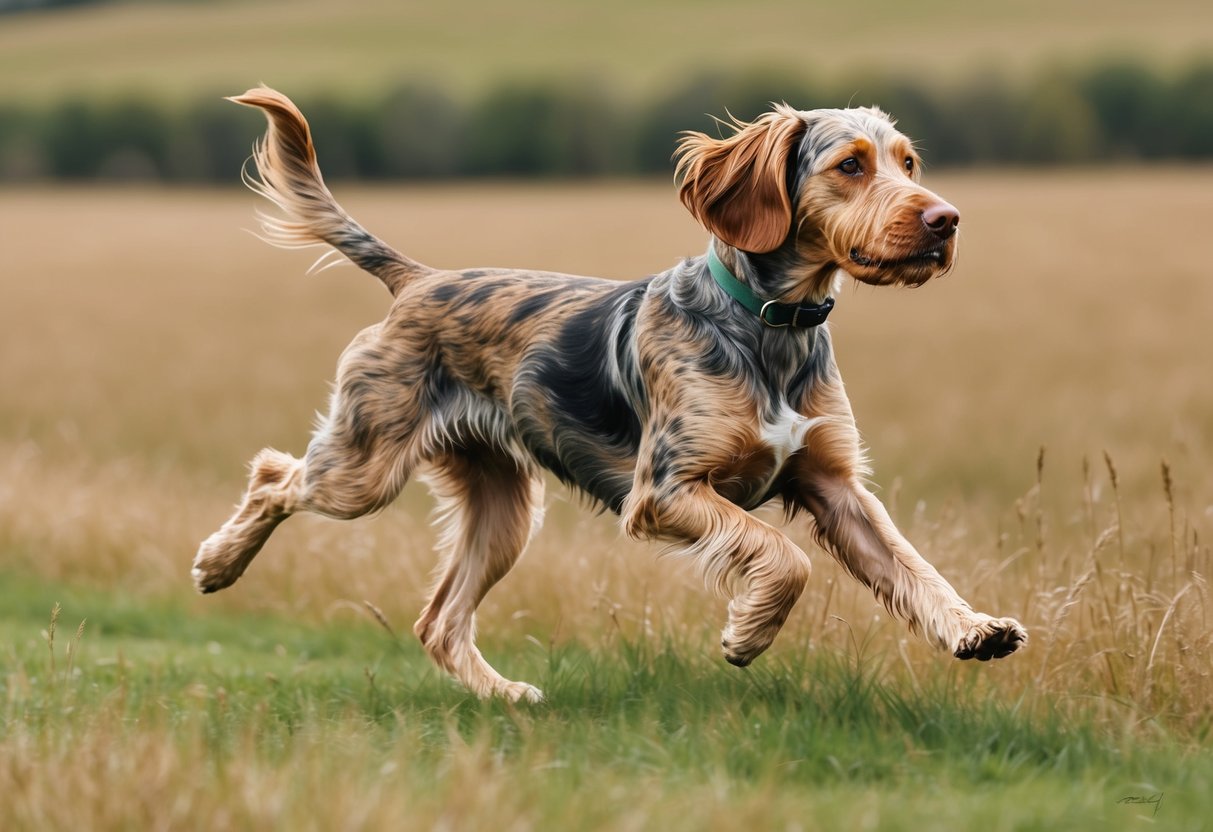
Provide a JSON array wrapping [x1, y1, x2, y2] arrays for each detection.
[[4, 56, 1213, 181], [1016, 70, 1101, 163], [634, 74, 730, 174], [373, 83, 467, 178], [926, 71, 1022, 166], [464, 82, 624, 177], [39, 97, 102, 178], [0, 0, 111, 14], [1171, 61, 1213, 158], [1081, 60, 1168, 158]]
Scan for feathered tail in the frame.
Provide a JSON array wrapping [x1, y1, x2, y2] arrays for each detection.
[[228, 86, 429, 296]]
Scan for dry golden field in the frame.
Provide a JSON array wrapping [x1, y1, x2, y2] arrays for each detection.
[[1, 172, 1211, 828], [2, 172, 1213, 829]]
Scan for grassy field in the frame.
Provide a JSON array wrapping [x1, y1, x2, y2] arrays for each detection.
[[2, 0, 1212, 104], [2, 171, 1212, 829], [3, 579, 1209, 830]]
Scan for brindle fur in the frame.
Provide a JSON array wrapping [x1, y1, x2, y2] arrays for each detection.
[[194, 87, 1026, 702]]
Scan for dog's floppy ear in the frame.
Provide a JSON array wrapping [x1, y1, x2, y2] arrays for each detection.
[[675, 106, 806, 254]]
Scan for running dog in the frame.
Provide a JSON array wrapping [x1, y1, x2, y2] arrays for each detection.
[[193, 87, 1026, 702]]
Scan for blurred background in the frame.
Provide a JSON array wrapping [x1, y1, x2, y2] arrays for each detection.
[[1, 0, 1212, 180]]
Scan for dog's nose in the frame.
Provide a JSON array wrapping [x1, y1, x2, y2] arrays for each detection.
[[921, 202, 960, 239]]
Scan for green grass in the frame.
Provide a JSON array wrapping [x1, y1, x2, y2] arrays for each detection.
[[2, 0, 1212, 105], [3, 571, 1208, 830]]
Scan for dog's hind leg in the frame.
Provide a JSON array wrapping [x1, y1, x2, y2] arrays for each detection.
[[413, 446, 545, 702], [192, 429, 418, 595], [193, 325, 425, 593], [192, 447, 306, 593]]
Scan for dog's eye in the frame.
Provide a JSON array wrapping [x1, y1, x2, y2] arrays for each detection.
[[838, 158, 861, 176], [904, 156, 915, 173]]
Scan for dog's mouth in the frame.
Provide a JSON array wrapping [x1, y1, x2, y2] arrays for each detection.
[[849, 246, 947, 270], [846, 244, 952, 286]]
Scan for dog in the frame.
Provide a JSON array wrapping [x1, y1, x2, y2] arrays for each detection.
[[193, 87, 1026, 702]]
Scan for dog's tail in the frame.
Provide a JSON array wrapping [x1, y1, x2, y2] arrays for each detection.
[[228, 86, 429, 297]]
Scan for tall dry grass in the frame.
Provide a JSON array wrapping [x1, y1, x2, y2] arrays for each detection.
[[1, 172, 1210, 738]]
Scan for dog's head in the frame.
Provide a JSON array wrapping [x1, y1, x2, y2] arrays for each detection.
[[676, 105, 959, 292]]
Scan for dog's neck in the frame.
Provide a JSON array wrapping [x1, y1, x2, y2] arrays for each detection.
[[665, 240, 834, 395], [711, 239, 840, 306]]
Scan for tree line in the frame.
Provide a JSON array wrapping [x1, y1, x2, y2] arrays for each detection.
[[1, 58, 1210, 181]]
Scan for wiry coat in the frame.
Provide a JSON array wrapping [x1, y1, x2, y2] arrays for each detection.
[[194, 87, 1026, 701]]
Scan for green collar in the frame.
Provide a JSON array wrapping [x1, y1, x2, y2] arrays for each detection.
[[707, 247, 835, 328]]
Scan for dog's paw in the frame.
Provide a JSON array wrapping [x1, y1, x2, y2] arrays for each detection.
[[954, 616, 1027, 661], [498, 681, 545, 704], [191, 535, 244, 594], [722, 642, 754, 668], [719, 596, 789, 667], [720, 624, 775, 668]]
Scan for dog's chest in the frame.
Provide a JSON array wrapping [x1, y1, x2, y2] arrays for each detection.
[[713, 402, 816, 510], [760, 403, 816, 472]]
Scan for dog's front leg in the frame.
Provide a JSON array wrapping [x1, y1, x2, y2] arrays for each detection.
[[799, 472, 1026, 660], [623, 476, 811, 667]]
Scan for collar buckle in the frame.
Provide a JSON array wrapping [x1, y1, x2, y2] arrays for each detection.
[[759, 300, 790, 328], [708, 246, 834, 329]]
